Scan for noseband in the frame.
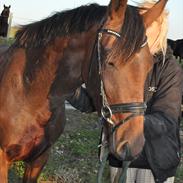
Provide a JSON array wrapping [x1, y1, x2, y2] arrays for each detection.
[[97, 29, 147, 132]]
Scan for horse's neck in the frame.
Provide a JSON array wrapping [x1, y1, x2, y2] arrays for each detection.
[[0, 48, 26, 89], [3, 17, 8, 22], [0, 46, 60, 95], [25, 47, 63, 96], [0, 15, 8, 23]]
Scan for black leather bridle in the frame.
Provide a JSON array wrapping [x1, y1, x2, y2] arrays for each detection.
[[97, 28, 148, 132]]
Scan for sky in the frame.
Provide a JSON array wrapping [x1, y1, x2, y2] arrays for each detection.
[[1, 0, 183, 40]]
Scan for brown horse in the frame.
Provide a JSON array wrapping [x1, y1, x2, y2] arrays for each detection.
[[0, 5, 11, 37], [88, 0, 168, 162], [91, 0, 168, 182], [0, 1, 167, 183]]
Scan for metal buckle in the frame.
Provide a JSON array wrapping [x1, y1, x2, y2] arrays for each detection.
[[101, 105, 114, 125]]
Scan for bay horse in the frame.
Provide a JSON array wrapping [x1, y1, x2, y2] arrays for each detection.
[[0, 5, 11, 37], [0, 0, 168, 182]]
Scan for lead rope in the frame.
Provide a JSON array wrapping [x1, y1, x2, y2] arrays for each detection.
[[118, 147, 131, 183], [98, 148, 131, 183], [97, 143, 109, 183], [119, 161, 131, 183]]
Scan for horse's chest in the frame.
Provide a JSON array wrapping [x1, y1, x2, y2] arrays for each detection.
[[5, 124, 45, 162]]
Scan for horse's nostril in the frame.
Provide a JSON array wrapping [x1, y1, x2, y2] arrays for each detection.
[[116, 141, 133, 161], [117, 140, 128, 155], [116, 141, 128, 160]]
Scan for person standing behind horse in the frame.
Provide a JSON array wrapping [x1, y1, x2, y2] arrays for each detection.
[[67, 0, 183, 183]]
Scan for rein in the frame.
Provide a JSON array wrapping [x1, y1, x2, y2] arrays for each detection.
[[97, 29, 147, 183]]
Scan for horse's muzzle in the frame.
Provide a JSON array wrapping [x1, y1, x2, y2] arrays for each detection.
[[110, 134, 145, 161]]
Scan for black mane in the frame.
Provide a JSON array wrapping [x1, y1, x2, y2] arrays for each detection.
[[14, 4, 145, 59], [14, 4, 106, 48]]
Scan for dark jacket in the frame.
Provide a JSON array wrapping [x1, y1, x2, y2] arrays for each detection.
[[142, 51, 182, 182], [67, 50, 183, 183]]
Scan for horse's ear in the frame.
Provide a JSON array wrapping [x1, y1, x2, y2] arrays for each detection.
[[142, 0, 168, 28], [9, 5, 11, 9], [107, 0, 128, 21], [4, 4, 5, 8]]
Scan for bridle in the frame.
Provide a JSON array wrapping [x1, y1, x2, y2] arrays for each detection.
[[97, 28, 148, 183], [97, 28, 148, 131]]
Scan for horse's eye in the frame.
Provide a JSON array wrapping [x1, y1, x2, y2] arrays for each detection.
[[107, 62, 115, 67]]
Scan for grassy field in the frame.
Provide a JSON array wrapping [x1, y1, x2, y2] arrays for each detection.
[[7, 109, 183, 183], [9, 26, 19, 38]]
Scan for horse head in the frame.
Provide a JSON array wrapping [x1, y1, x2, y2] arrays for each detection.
[[97, 0, 168, 161], [1, 5, 11, 18]]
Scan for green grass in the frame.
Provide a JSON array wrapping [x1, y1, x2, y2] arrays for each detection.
[[0, 37, 14, 45], [176, 164, 183, 183]]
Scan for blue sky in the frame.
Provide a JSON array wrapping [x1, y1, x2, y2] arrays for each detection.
[[1, 0, 183, 40]]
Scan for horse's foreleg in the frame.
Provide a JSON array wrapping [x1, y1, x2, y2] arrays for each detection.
[[0, 149, 9, 183], [46, 98, 66, 144], [23, 148, 50, 183]]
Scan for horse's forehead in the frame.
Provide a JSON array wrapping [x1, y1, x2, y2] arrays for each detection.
[[2, 8, 10, 14]]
